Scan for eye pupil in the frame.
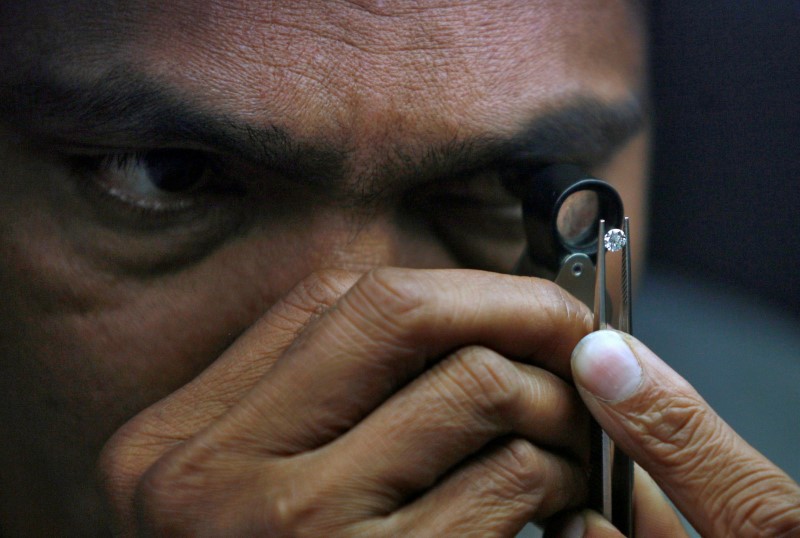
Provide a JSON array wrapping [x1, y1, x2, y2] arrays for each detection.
[[143, 149, 208, 192]]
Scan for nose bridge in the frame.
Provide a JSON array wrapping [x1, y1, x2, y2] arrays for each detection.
[[313, 209, 403, 272], [308, 207, 454, 273]]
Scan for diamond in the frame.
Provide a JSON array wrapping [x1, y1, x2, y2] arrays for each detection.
[[603, 228, 627, 252]]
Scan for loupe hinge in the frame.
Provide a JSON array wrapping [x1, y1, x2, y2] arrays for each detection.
[[554, 253, 595, 307]]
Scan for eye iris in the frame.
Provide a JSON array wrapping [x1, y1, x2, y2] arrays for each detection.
[[143, 149, 208, 193]]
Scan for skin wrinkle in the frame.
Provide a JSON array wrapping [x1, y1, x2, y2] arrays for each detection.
[[743, 504, 800, 537], [722, 465, 800, 536], [694, 421, 742, 500], [2, 76, 645, 214], [337, 268, 431, 353], [131, 1, 641, 142], [370, 358, 502, 476], [496, 439, 549, 495], [442, 346, 518, 427], [477, 444, 581, 521], [415, 439, 544, 534], [628, 393, 712, 469], [728, 467, 789, 531], [619, 385, 796, 536]]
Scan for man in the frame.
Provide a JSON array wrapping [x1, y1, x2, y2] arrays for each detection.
[[0, 1, 798, 536]]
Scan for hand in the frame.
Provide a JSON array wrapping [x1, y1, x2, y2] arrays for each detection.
[[99, 269, 595, 536], [547, 330, 800, 537]]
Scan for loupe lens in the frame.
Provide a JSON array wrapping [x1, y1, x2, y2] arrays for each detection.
[[516, 163, 623, 275], [556, 190, 599, 248]]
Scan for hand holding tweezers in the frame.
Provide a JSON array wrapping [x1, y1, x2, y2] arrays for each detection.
[[511, 164, 634, 536]]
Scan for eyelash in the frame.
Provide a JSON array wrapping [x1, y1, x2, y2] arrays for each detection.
[[70, 148, 241, 218]]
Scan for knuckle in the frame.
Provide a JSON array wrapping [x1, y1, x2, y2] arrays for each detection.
[[259, 478, 352, 536], [488, 438, 543, 492], [261, 485, 319, 535], [272, 270, 362, 333], [98, 415, 174, 509], [133, 469, 174, 531], [292, 269, 361, 311], [443, 346, 517, 419], [97, 427, 147, 504], [129, 444, 354, 536], [529, 277, 588, 320], [471, 438, 582, 520], [343, 267, 428, 343], [131, 439, 253, 535], [132, 450, 209, 534], [544, 278, 592, 327], [464, 440, 544, 506], [358, 267, 426, 318]]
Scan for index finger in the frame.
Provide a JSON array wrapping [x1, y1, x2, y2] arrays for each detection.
[[215, 267, 592, 454]]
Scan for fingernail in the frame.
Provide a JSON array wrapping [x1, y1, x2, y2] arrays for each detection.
[[557, 512, 585, 538], [572, 330, 642, 401]]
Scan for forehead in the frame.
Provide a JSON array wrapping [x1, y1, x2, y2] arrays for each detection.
[[2, 1, 644, 177]]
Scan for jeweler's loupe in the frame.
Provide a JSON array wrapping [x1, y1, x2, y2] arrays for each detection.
[[511, 163, 624, 277]]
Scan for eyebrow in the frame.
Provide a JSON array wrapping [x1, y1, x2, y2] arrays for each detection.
[[2, 69, 346, 181], [2, 69, 646, 197], [402, 98, 647, 183]]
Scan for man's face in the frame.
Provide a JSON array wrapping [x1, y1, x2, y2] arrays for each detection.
[[0, 0, 647, 532]]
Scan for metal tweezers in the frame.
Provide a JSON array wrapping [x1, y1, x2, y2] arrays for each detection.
[[589, 217, 634, 536], [510, 163, 634, 534]]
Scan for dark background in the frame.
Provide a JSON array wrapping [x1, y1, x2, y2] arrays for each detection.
[[646, 1, 800, 315]]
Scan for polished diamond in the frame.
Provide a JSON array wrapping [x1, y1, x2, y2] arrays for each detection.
[[603, 228, 627, 252]]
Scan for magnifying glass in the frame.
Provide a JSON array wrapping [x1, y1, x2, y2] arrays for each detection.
[[512, 163, 624, 306], [512, 163, 623, 276]]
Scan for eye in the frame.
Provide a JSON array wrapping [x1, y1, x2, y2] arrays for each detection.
[[56, 147, 252, 271], [73, 148, 234, 213], [416, 170, 526, 272]]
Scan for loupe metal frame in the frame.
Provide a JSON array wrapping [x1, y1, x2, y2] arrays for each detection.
[[519, 163, 624, 276]]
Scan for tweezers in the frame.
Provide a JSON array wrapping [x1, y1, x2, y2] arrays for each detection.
[[589, 217, 634, 536], [509, 163, 634, 534]]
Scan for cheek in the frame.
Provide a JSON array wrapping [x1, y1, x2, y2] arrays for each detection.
[[0, 194, 456, 438], [0, 132, 454, 455]]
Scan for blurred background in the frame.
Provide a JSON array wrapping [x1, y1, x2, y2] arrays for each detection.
[[646, 0, 800, 314], [637, 0, 800, 488]]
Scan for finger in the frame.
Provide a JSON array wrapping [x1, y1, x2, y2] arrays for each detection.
[[631, 465, 688, 537], [545, 510, 622, 538], [99, 270, 361, 529], [382, 437, 587, 536], [149, 269, 362, 427], [108, 269, 358, 438], [219, 268, 591, 453], [317, 346, 587, 506], [570, 330, 800, 537], [545, 467, 688, 538]]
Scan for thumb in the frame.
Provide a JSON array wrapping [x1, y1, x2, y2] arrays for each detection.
[[570, 330, 800, 538]]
